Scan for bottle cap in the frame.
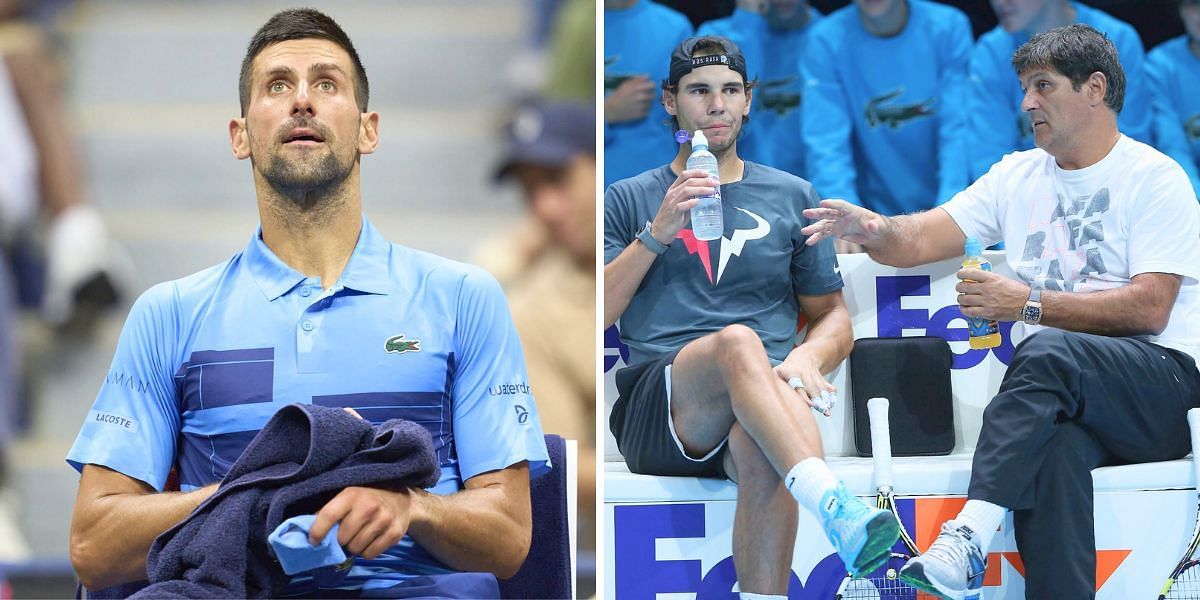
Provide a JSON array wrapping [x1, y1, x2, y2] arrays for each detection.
[[692, 130, 708, 149], [964, 236, 982, 257]]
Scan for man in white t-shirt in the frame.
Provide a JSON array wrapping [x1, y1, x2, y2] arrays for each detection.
[[803, 24, 1200, 599]]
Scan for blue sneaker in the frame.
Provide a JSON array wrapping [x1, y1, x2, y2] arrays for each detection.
[[818, 483, 900, 576], [899, 522, 986, 600]]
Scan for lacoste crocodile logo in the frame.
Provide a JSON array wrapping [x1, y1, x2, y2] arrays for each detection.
[[758, 75, 801, 116], [604, 56, 636, 92], [384, 334, 421, 354], [1018, 112, 1034, 140], [865, 88, 934, 128]]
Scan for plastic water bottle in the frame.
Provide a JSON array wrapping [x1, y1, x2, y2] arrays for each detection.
[[686, 130, 723, 241], [963, 237, 1001, 349]]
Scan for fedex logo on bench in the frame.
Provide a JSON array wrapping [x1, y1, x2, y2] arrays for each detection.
[[875, 275, 1016, 369], [612, 503, 907, 598], [612, 501, 1131, 599]]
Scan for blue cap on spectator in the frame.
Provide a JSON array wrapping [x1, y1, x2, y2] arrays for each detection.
[[494, 102, 595, 180]]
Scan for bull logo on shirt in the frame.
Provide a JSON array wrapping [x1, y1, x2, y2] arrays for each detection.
[[677, 207, 771, 286], [1186, 114, 1200, 142], [757, 75, 802, 117], [865, 88, 935, 128], [384, 334, 421, 354]]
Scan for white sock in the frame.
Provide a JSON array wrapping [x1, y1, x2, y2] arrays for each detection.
[[953, 499, 1008, 551], [740, 593, 787, 600], [784, 457, 840, 517]]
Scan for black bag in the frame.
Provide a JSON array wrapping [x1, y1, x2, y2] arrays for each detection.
[[850, 336, 955, 456]]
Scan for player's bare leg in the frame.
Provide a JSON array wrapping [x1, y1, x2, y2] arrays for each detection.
[[669, 324, 820, 474], [669, 325, 899, 576], [724, 422, 798, 595]]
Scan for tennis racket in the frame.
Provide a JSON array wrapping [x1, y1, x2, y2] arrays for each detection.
[[835, 397, 922, 599], [1158, 408, 1200, 599]]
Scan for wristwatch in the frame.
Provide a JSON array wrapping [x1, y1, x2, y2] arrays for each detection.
[[637, 221, 670, 255], [1023, 287, 1043, 325]]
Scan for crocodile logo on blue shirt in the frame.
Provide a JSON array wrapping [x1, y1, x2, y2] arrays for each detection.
[[1187, 114, 1200, 142], [604, 56, 637, 92], [865, 88, 935, 128], [758, 75, 802, 116], [1019, 112, 1034, 140], [384, 334, 420, 354]]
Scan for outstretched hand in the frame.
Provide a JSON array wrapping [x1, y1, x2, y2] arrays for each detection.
[[801, 199, 887, 247]]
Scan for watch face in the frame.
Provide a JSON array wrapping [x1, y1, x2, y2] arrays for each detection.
[[1024, 305, 1041, 323]]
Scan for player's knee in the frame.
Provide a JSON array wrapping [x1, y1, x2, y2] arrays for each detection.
[[711, 324, 766, 371]]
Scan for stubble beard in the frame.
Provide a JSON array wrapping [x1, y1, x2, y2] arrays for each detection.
[[249, 125, 357, 213]]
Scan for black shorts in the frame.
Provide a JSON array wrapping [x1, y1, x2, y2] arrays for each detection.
[[609, 348, 729, 479]]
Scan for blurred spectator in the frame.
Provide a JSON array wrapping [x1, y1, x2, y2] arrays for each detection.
[[699, 0, 823, 178], [545, 0, 596, 102], [604, 0, 693, 186], [0, 7, 126, 332], [967, 0, 1152, 180], [492, 101, 597, 559], [1147, 0, 1200, 198], [802, 0, 971, 248], [657, 0, 738, 28]]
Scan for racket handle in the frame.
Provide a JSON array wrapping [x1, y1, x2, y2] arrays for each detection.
[[868, 397, 893, 490], [1188, 408, 1200, 489]]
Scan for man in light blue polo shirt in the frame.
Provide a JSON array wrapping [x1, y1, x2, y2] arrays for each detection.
[[65, 9, 548, 598]]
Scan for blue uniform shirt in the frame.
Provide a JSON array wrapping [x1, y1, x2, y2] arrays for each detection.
[[699, 7, 822, 178], [1147, 35, 1200, 199], [802, 0, 972, 215], [967, 2, 1152, 180], [604, 0, 693, 186], [67, 215, 549, 591]]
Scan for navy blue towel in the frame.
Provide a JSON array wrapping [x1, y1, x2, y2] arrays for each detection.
[[129, 404, 438, 599]]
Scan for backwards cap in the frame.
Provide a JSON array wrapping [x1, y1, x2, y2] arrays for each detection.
[[667, 35, 748, 87]]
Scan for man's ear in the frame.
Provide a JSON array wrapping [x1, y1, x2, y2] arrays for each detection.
[[358, 111, 380, 155], [229, 118, 251, 160], [1087, 71, 1108, 108], [663, 88, 677, 117]]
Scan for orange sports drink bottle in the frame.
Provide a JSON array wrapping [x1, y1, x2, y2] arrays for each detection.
[[963, 237, 1001, 349]]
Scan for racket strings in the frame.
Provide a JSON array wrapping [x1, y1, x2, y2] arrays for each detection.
[[1166, 566, 1200, 599], [839, 575, 918, 599]]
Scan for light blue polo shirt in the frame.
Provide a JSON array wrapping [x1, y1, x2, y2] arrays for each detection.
[[67, 215, 549, 592]]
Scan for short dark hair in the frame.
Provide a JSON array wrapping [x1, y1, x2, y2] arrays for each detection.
[[1011, 23, 1125, 113], [238, 8, 369, 117]]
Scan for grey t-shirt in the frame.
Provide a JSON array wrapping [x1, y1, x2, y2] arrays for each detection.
[[605, 161, 843, 366]]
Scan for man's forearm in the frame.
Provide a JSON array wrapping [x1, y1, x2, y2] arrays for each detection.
[[863, 209, 965, 268], [406, 483, 532, 579], [790, 304, 853, 374], [71, 481, 216, 589], [1038, 275, 1179, 337], [864, 214, 928, 268], [603, 240, 659, 327]]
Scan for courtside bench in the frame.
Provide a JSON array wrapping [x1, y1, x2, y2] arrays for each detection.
[[603, 253, 1196, 599]]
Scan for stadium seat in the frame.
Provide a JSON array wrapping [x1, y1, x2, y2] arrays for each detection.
[[499, 433, 575, 599]]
